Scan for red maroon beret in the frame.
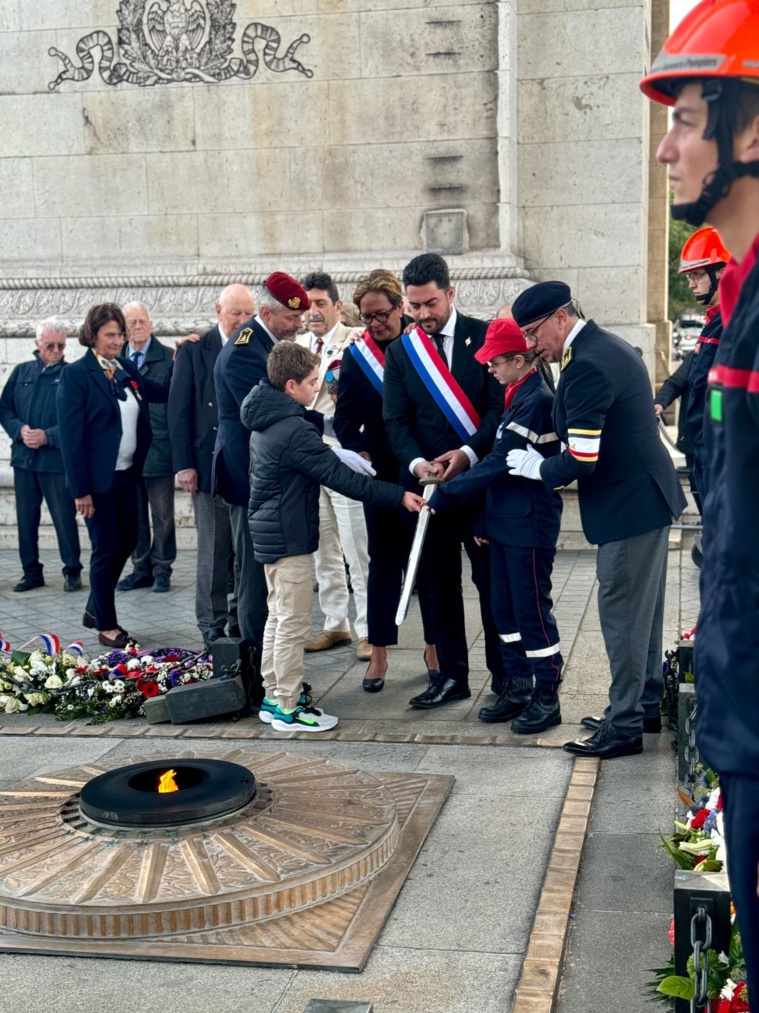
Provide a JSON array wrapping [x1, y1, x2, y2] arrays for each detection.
[[475, 319, 529, 363], [265, 272, 310, 312]]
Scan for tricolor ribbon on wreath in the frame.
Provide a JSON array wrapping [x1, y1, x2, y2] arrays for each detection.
[[401, 326, 481, 442], [0, 632, 86, 662], [351, 332, 386, 395]]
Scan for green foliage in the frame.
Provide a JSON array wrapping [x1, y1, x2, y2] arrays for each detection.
[[669, 215, 697, 319]]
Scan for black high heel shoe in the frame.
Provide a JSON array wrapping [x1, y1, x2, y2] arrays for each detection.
[[362, 667, 387, 693]]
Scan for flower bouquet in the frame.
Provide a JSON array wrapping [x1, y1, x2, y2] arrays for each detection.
[[660, 768, 726, 873], [0, 633, 213, 724], [647, 918, 749, 1010]]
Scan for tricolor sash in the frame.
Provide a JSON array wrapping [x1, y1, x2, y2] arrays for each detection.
[[351, 332, 385, 395], [402, 326, 481, 442]]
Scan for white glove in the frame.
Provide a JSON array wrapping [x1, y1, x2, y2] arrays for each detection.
[[506, 445, 545, 481], [331, 446, 377, 476]]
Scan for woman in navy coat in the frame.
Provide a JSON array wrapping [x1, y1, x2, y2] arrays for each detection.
[[57, 303, 170, 648], [334, 270, 438, 692]]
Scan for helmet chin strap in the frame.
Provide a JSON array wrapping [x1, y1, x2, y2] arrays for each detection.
[[671, 79, 759, 227]]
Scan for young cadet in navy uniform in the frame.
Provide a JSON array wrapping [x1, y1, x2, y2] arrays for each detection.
[[664, 227, 728, 512], [212, 273, 310, 650], [383, 253, 506, 709], [643, 0, 759, 990], [508, 282, 686, 759], [428, 320, 564, 733]]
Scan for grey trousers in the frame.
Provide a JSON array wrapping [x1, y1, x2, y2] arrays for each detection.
[[193, 490, 237, 636], [596, 525, 669, 735], [229, 502, 268, 650], [132, 475, 176, 578]]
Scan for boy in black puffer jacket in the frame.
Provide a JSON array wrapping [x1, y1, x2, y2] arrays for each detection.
[[243, 342, 423, 733]]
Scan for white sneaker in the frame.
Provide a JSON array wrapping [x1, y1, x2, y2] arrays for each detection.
[[270, 704, 339, 733]]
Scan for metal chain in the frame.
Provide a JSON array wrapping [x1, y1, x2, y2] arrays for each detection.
[[690, 906, 713, 1012], [685, 701, 699, 792]]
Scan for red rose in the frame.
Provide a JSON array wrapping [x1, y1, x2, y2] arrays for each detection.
[[135, 678, 160, 698], [730, 983, 750, 1012], [693, 855, 706, 867], [717, 792, 724, 811], [691, 808, 709, 830]]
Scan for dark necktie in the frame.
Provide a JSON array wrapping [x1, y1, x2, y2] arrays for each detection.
[[131, 350, 141, 366], [314, 337, 324, 356], [432, 334, 447, 367]]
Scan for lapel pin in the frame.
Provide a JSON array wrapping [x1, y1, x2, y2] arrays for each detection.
[[465, 337, 471, 347]]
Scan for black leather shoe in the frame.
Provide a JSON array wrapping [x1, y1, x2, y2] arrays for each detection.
[[563, 722, 643, 759], [512, 690, 561, 734], [581, 713, 662, 734], [152, 573, 170, 593], [64, 575, 82, 592], [13, 575, 44, 592], [83, 610, 97, 629], [362, 671, 386, 693], [479, 677, 533, 723], [117, 573, 153, 591], [410, 674, 471, 709], [203, 628, 226, 650]]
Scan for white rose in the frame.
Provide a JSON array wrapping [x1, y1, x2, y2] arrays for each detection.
[[44, 674, 63, 690], [29, 650, 44, 663], [25, 693, 46, 707], [13, 666, 30, 681]]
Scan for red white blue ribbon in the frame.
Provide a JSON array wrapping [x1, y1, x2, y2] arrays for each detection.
[[401, 326, 481, 442], [64, 641, 85, 658], [19, 633, 61, 656], [350, 332, 385, 395], [0, 634, 10, 655]]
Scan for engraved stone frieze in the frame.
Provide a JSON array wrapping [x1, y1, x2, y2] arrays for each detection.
[[49, 1, 313, 90]]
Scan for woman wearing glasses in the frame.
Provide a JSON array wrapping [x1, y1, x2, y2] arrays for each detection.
[[334, 271, 438, 692], [57, 303, 171, 648]]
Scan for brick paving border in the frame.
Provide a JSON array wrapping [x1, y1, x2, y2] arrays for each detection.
[[512, 757, 600, 1012]]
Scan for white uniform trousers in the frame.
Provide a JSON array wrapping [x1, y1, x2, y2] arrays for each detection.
[[314, 485, 369, 639]]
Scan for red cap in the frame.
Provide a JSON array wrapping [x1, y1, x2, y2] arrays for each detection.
[[265, 272, 310, 312], [474, 319, 530, 363]]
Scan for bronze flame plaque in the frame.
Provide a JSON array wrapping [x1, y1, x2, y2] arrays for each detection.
[[0, 748, 453, 971]]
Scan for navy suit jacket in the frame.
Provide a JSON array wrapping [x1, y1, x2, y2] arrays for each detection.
[[168, 325, 224, 495], [57, 348, 169, 499], [382, 311, 502, 491]]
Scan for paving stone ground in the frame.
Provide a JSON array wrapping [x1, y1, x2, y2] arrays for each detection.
[[0, 543, 699, 1011]]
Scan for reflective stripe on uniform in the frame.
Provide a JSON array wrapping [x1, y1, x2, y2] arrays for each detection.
[[506, 422, 560, 444]]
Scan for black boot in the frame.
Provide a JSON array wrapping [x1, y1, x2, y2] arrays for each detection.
[[478, 677, 533, 723], [511, 690, 561, 734]]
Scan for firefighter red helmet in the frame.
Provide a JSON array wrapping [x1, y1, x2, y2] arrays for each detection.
[[640, 0, 759, 106], [678, 227, 731, 273]]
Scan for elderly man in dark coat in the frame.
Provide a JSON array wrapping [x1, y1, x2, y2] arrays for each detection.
[[0, 318, 81, 592]]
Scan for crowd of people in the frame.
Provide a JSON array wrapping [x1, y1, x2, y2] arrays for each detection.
[[1, 250, 690, 755]]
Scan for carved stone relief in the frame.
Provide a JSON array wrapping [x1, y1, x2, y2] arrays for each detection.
[[49, 1, 313, 90]]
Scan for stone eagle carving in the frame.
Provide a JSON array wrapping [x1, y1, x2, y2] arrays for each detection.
[[146, 0, 206, 65]]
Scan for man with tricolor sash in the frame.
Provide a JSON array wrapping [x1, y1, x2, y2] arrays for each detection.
[[507, 282, 686, 758], [383, 253, 506, 709]]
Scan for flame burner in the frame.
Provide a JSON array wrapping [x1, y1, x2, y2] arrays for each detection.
[[79, 759, 256, 828]]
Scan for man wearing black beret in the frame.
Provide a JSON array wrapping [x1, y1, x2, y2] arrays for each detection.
[[508, 282, 686, 758]]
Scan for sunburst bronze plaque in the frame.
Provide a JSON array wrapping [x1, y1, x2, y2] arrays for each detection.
[[0, 748, 452, 971]]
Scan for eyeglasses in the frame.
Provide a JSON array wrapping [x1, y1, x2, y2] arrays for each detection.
[[686, 270, 708, 285], [41, 343, 65, 350], [359, 308, 397, 325], [523, 313, 554, 347], [487, 356, 509, 368]]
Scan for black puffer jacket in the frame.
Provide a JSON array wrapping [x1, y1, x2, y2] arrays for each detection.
[[244, 380, 405, 564]]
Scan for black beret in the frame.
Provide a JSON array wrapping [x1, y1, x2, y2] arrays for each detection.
[[512, 281, 572, 328]]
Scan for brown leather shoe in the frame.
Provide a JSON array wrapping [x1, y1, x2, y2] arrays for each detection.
[[357, 638, 373, 662], [304, 630, 352, 652], [98, 630, 129, 649]]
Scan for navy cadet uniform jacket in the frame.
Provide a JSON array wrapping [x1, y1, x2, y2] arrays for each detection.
[[539, 321, 686, 545], [57, 349, 170, 500], [428, 369, 563, 547], [120, 336, 174, 478], [0, 354, 66, 473], [696, 245, 759, 776], [685, 309, 722, 463]]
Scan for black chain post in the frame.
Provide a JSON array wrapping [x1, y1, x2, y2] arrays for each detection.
[[674, 873, 731, 1013], [689, 906, 713, 1012]]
